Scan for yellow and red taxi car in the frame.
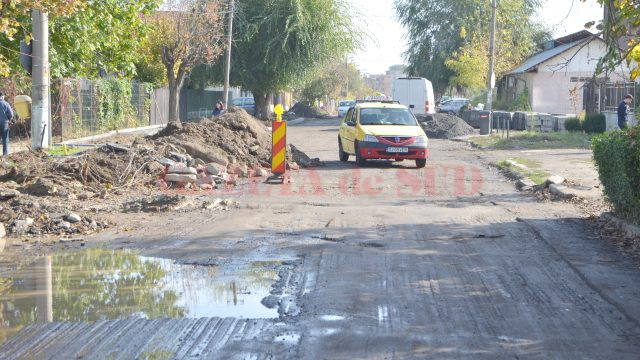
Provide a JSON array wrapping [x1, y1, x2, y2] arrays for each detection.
[[338, 101, 429, 168]]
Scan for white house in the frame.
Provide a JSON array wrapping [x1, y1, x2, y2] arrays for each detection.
[[500, 30, 631, 114]]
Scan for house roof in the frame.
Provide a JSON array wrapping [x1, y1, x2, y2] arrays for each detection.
[[506, 31, 600, 75]]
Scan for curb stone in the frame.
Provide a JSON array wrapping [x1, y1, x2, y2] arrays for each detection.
[[602, 213, 640, 238]]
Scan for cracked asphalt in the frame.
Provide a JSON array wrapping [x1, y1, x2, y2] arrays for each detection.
[[1, 119, 639, 359]]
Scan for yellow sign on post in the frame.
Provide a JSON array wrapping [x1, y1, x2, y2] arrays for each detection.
[[274, 104, 284, 122]]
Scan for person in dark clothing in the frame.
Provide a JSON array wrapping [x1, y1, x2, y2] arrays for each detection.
[[617, 94, 633, 130], [213, 101, 225, 117], [0, 92, 14, 155]]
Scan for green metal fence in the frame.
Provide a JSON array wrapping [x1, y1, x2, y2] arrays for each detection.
[[54, 78, 152, 140]]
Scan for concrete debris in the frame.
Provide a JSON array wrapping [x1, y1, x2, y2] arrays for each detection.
[[59, 221, 72, 230], [168, 165, 197, 175], [290, 144, 323, 168], [206, 163, 226, 176], [516, 179, 537, 190], [157, 157, 176, 167], [545, 175, 566, 187], [64, 213, 82, 223], [165, 174, 197, 183], [12, 218, 34, 234], [549, 184, 576, 199], [0, 188, 21, 200]]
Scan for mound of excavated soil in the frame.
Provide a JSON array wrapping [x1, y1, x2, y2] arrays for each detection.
[[152, 107, 273, 167], [0, 107, 320, 237], [287, 102, 330, 118], [417, 113, 476, 139]]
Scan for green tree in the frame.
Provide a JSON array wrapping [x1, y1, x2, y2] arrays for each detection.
[[223, 0, 360, 119], [0, 0, 84, 76], [298, 62, 373, 103], [584, 0, 640, 79], [0, 0, 159, 78], [144, 0, 226, 123], [395, 0, 548, 92]]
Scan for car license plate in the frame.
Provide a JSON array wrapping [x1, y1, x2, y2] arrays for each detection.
[[387, 147, 409, 153]]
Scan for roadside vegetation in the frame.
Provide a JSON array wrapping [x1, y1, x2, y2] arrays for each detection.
[[592, 126, 640, 225], [470, 131, 593, 150], [496, 158, 549, 185]]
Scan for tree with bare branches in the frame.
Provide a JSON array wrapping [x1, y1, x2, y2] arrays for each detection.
[[146, 0, 226, 123]]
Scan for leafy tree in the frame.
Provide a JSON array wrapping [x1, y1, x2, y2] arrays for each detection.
[[0, 1, 159, 78], [395, 0, 548, 92], [144, 0, 226, 123], [584, 0, 640, 79], [298, 62, 373, 103], [49, 0, 159, 78], [0, 0, 84, 76], [223, 0, 360, 119]]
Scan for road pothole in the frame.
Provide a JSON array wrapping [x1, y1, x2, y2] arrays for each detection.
[[0, 248, 292, 344]]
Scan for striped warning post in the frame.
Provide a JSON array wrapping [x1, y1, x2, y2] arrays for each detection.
[[271, 120, 286, 174]]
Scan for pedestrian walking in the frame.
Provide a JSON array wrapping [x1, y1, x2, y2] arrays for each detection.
[[617, 94, 633, 130], [0, 91, 14, 155]]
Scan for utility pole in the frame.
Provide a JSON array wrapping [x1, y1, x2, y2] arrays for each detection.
[[345, 56, 349, 98], [31, 9, 51, 149], [222, 0, 235, 109], [487, 0, 497, 134]]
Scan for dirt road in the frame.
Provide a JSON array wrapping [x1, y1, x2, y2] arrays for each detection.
[[1, 119, 639, 359]]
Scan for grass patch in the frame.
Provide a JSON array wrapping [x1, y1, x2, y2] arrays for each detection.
[[496, 159, 550, 185], [48, 144, 96, 156], [510, 157, 542, 169], [470, 131, 593, 150]]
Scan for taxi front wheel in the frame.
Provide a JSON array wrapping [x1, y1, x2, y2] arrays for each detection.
[[338, 138, 349, 162], [415, 159, 427, 168]]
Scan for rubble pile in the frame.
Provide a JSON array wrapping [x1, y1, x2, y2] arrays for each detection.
[[417, 113, 476, 139], [287, 102, 331, 119], [0, 107, 319, 237]]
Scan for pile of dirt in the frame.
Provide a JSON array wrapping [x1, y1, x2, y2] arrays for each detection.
[[0, 107, 320, 237], [152, 107, 273, 167], [417, 113, 476, 139], [287, 102, 330, 119]]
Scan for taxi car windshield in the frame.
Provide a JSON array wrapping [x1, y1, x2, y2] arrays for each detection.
[[359, 108, 418, 126]]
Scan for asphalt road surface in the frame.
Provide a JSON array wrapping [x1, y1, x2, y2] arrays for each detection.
[[2, 119, 639, 359]]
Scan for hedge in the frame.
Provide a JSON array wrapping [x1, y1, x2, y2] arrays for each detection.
[[583, 114, 606, 133], [564, 118, 582, 132], [592, 126, 640, 224]]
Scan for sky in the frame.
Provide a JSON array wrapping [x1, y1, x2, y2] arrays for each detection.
[[351, 0, 604, 75]]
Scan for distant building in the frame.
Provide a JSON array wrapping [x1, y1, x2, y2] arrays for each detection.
[[499, 30, 631, 114], [365, 74, 392, 97]]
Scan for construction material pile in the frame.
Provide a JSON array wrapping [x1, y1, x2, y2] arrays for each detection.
[[417, 113, 476, 139], [0, 107, 319, 237], [287, 102, 331, 119]]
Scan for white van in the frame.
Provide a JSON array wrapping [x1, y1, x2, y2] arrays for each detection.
[[392, 77, 436, 115]]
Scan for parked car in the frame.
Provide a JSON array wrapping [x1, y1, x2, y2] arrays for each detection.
[[338, 100, 429, 168], [231, 97, 256, 115], [436, 98, 470, 115], [338, 100, 356, 117], [391, 77, 436, 115]]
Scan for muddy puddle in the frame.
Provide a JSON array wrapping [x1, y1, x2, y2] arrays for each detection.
[[0, 249, 281, 344]]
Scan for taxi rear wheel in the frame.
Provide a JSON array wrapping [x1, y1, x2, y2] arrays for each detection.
[[338, 138, 349, 162], [415, 159, 427, 168]]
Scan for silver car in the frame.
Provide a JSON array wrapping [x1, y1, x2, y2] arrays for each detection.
[[437, 98, 470, 115], [338, 100, 356, 117]]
